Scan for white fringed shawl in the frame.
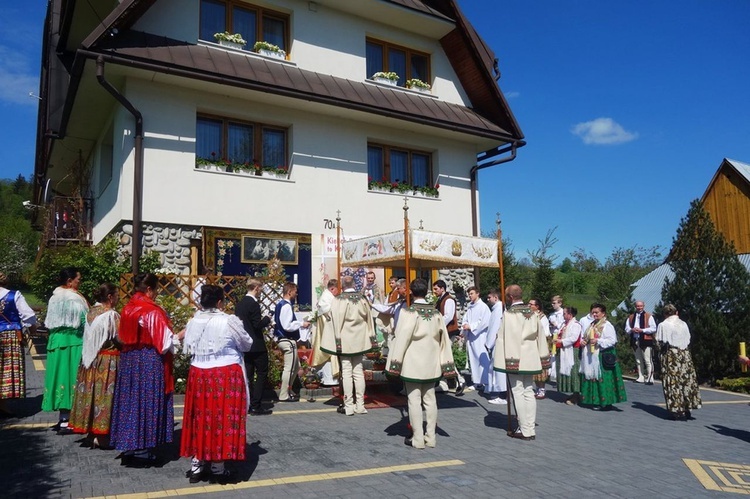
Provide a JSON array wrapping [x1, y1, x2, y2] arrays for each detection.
[[81, 307, 120, 368], [44, 287, 89, 330]]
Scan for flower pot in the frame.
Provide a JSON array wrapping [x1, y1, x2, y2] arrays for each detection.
[[372, 363, 385, 372], [373, 76, 397, 86], [407, 85, 431, 94], [258, 49, 284, 59], [304, 383, 320, 390], [219, 40, 245, 50], [262, 170, 277, 178]]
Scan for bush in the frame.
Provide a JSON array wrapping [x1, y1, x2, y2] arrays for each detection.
[[715, 377, 750, 394], [452, 341, 466, 371], [30, 236, 158, 304], [156, 295, 197, 394]]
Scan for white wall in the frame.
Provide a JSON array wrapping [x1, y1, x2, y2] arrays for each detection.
[[132, 0, 469, 105]]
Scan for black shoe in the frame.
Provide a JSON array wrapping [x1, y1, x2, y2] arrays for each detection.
[[404, 437, 413, 447], [124, 452, 157, 468], [249, 408, 273, 416], [454, 384, 465, 397], [508, 430, 535, 441], [187, 468, 209, 484]]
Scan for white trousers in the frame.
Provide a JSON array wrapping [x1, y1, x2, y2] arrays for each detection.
[[486, 368, 508, 393], [634, 346, 653, 381], [466, 337, 491, 386], [509, 374, 536, 437], [278, 339, 298, 400], [341, 355, 366, 415], [405, 382, 437, 449]]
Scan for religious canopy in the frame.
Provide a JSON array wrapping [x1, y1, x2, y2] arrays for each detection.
[[341, 229, 500, 269]]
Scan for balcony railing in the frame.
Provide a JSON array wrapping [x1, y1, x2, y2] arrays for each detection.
[[43, 196, 93, 247]]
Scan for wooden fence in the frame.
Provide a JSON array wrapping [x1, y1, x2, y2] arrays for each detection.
[[119, 274, 285, 316]]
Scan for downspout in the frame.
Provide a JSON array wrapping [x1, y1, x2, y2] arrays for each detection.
[[469, 139, 525, 287], [469, 139, 525, 236], [96, 56, 144, 273]]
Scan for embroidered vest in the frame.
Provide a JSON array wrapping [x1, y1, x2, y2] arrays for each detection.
[[435, 293, 458, 333], [0, 290, 22, 332], [274, 299, 300, 341]]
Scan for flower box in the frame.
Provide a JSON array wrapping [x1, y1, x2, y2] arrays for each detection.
[[219, 40, 245, 50], [373, 76, 397, 86], [258, 48, 285, 59], [407, 85, 431, 94]]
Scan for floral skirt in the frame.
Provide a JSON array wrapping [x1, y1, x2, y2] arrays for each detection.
[[580, 353, 627, 407], [0, 330, 25, 399], [661, 348, 701, 414], [110, 348, 174, 451], [69, 351, 119, 435], [180, 364, 248, 461], [556, 352, 581, 394]]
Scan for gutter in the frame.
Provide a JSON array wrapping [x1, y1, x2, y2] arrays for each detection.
[[469, 139, 526, 236], [95, 56, 144, 274]]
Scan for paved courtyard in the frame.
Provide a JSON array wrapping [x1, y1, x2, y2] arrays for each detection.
[[2, 340, 749, 499]]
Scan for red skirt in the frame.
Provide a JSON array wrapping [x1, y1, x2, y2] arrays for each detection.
[[180, 363, 247, 461]]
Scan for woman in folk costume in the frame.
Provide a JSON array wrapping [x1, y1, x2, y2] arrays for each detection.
[[110, 273, 181, 466], [555, 306, 583, 405], [656, 304, 701, 420], [528, 299, 551, 399], [42, 267, 89, 431], [181, 285, 253, 484], [387, 279, 457, 449], [0, 271, 38, 417], [579, 303, 627, 409], [68, 283, 120, 447]]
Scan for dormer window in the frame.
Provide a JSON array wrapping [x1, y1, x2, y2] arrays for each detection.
[[366, 38, 430, 87], [200, 0, 289, 53]]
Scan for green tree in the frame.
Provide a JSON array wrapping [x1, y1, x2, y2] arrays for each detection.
[[477, 231, 519, 293], [529, 228, 558, 315], [596, 245, 661, 312], [0, 176, 39, 285], [660, 199, 750, 383]]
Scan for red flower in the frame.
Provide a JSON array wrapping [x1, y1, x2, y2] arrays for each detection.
[[435, 183, 440, 189]]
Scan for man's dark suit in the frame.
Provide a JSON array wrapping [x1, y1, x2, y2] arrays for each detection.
[[235, 294, 271, 412]]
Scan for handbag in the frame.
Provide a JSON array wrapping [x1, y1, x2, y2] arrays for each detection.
[[601, 348, 617, 370]]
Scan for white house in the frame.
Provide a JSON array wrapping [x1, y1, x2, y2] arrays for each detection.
[[34, 0, 524, 306]]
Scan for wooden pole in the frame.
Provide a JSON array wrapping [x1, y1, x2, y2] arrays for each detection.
[[336, 210, 342, 293], [403, 197, 411, 306], [497, 212, 514, 435]]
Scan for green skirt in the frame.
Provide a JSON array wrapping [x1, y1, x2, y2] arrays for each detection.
[[556, 351, 581, 394], [42, 327, 83, 412], [580, 352, 627, 407]]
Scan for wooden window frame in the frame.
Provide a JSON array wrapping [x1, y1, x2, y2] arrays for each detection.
[[366, 37, 431, 84], [368, 142, 433, 187], [197, 113, 288, 167], [199, 0, 290, 52]]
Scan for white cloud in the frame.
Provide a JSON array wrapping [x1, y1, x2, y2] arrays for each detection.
[[504, 91, 520, 99], [0, 45, 40, 106], [571, 117, 638, 145]]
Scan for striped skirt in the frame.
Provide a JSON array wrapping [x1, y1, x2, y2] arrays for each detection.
[[0, 330, 25, 399], [110, 348, 174, 451], [180, 364, 248, 461]]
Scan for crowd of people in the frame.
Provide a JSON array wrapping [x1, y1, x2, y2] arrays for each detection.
[[0, 268, 717, 482]]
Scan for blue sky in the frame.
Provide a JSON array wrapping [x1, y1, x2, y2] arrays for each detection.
[[2, 1, 749, 263]]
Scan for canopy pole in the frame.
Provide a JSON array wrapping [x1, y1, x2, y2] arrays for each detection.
[[336, 209, 342, 293], [496, 212, 505, 294], [403, 197, 411, 306]]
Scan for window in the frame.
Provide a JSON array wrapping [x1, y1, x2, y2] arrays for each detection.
[[366, 38, 430, 86], [367, 144, 432, 187], [196, 115, 287, 168], [200, 0, 289, 52]]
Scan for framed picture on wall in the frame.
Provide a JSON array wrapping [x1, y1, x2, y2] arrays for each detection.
[[241, 235, 299, 265]]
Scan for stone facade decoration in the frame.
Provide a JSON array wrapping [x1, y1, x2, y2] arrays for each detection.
[[117, 223, 201, 274]]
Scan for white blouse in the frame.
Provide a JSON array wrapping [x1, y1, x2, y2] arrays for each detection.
[[184, 309, 253, 369]]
